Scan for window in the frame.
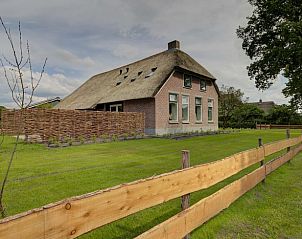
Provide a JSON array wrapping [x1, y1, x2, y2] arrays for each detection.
[[145, 67, 157, 78], [195, 97, 202, 122], [169, 93, 178, 121], [182, 95, 189, 122], [200, 79, 206, 91], [183, 74, 192, 88], [208, 99, 214, 122], [110, 104, 123, 112]]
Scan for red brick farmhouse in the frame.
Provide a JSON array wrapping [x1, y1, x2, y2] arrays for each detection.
[[56, 41, 219, 135]]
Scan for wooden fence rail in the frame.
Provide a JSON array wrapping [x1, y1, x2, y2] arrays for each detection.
[[136, 143, 302, 239], [256, 124, 302, 130], [0, 135, 302, 239]]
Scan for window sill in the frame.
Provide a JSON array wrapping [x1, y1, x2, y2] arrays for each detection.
[[195, 121, 202, 124], [200, 89, 206, 92], [183, 86, 192, 89], [182, 121, 190, 124], [208, 121, 214, 124], [169, 120, 179, 124]]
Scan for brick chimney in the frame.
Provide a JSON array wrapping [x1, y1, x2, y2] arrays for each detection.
[[168, 40, 180, 50]]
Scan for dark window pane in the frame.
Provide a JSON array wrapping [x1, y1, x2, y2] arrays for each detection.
[[200, 80, 206, 91], [184, 74, 192, 88]]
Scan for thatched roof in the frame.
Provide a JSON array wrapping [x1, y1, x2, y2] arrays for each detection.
[[56, 48, 218, 110], [29, 97, 61, 109]]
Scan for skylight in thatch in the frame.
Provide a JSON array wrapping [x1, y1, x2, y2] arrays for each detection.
[[145, 67, 157, 78]]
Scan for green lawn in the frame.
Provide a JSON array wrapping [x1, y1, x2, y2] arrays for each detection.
[[0, 129, 302, 238]]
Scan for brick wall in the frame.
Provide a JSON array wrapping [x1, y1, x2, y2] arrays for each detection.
[[124, 98, 155, 135], [155, 71, 219, 134], [1, 109, 145, 142]]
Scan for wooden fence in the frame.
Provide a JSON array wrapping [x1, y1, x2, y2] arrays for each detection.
[[0, 134, 302, 238], [256, 124, 302, 130], [1, 109, 145, 142]]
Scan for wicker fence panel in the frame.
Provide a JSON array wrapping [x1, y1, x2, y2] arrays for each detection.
[[1, 109, 145, 142]]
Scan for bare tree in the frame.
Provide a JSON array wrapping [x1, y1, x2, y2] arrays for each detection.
[[0, 17, 47, 217]]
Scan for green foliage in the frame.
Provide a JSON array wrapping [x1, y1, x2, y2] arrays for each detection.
[[79, 136, 85, 145], [47, 137, 55, 145], [111, 134, 118, 142], [122, 133, 128, 140], [100, 134, 109, 142], [67, 137, 73, 146], [48, 136, 59, 146], [230, 104, 265, 128], [92, 135, 97, 143], [219, 85, 247, 128], [237, 0, 302, 110], [266, 104, 302, 125], [35, 103, 53, 109]]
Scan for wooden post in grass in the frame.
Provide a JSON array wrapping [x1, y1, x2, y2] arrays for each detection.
[[181, 150, 190, 239], [258, 138, 265, 183], [286, 129, 291, 163]]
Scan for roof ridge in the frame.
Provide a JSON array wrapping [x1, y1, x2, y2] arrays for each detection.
[[56, 47, 218, 109], [89, 49, 179, 79]]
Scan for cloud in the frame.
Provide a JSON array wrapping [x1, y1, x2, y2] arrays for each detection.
[[0, 66, 81, 108], [112, 44, 140, 59], [55, 49, 96, 68], [0, 0, 289, 107]]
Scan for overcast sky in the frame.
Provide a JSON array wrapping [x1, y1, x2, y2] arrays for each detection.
[[0, 0, 288, 108]]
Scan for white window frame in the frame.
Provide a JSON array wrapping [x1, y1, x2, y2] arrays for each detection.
[[183, 74, 192, 89], [182, 94, 190, 123], [195, 97, 202, 123], [208, 98, 214, 122], [169, 93, 179, 122], [110, 104, 122, 112]]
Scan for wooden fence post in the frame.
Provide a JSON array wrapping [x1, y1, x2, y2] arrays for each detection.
[[286, 129, 291, 163], [181, 150, 190, 239], [258, 138, 265, 183]]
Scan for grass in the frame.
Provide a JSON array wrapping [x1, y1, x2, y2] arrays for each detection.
[[0, 129, 302, 238]]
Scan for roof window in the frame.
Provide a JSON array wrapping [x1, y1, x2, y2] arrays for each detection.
[[124, 75, 128, 79], [138, 71, 143, 76], [145, 67, 157, 78], [119, 69, 122, 75], [126, 67, 129, 73], [131, 78, 136, 82], [116, 82, 121, 86]]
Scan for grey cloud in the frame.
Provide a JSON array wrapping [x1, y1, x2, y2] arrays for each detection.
[[0, 0, 289, 107]]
